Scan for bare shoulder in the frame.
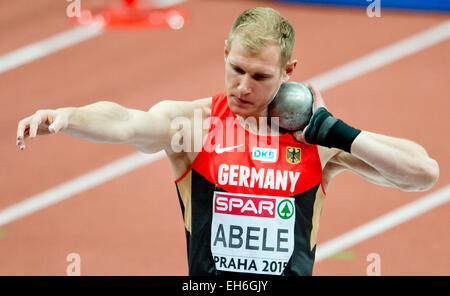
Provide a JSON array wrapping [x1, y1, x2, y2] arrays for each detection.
[[149, 97, 212, 151], [154, 97, 212, 180], [148, 97, 212, 119]]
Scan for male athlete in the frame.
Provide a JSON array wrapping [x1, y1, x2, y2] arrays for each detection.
[[16, 8, 439, 275]]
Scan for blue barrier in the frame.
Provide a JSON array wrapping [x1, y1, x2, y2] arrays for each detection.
[[277, 0, 450, 13]]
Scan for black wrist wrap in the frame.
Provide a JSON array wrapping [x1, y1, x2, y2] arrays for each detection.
[[304, 107, 361, 153]]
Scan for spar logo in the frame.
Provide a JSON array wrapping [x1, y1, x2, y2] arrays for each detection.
[[214, 193, 276, 218], [277, 199, 294, 220]]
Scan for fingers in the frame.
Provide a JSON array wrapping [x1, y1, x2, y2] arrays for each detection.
[[288, 84, 328, 145], [291, 84, 327, 145], [16, 110, 59, 150], [17, 117, 30, 140], [48, 114, 67, 134], [29, 113, 43, 139], [17, 116, 31, 150], [307, 84, 327, 111], [292, 130, 302, 142], [293, 129, 308, 144]]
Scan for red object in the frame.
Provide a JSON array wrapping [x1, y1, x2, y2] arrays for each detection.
[[124, 0, 137, 7], [72, 0, 188, 30], [175, 93, 324, 197], [214, 193, 277, 218]]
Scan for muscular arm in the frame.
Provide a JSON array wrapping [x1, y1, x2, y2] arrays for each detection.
[[17, 99, 185, 154], [59, 101, 170, 148], [328, 131, 439, 192], [296, 85, 439, 193]]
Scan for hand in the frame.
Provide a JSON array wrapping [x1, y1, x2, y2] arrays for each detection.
[[293, 84, 328, 143], [16, 109, 69, 150]]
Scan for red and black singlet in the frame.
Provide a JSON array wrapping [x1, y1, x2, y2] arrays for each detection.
[[175, 93, 326, 276]]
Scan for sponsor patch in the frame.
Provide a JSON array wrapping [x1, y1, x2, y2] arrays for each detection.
[[252, 147, 277, 162], [211, 191, 295, 275]]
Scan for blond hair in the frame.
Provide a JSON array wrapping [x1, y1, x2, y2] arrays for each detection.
[[228, 7, 295, 68]]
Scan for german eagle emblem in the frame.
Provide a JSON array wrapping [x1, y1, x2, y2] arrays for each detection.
[[286, 147, 301, 164]]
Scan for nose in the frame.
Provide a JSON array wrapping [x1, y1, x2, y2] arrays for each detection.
[[237, 74, 251, 96]]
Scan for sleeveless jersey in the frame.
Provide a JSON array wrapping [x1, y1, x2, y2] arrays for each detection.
[[175, 93, 326, 276]]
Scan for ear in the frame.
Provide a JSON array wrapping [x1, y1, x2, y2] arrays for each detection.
[[282, 59, 298, 82]]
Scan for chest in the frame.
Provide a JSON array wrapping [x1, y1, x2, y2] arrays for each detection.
[[190, 118, 322, 197]]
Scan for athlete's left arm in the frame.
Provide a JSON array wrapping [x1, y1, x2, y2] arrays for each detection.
[[328, 132, 440, 192], [294, 85, 439, 192]]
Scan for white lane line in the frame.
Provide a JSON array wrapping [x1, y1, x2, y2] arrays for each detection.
[[0, 23, 103, 74], [306, 20, 450, 90], [0, 151, 165, 226], [315, 184, 450, 262], [1, 20, 449, 235], [0, 0, 188, 75]]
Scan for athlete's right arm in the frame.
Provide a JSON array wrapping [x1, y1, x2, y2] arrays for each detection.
[[16, 100, 178, 153]]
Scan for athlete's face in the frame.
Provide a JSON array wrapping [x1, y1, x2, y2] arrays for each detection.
[[224, 36, 297, 120]]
